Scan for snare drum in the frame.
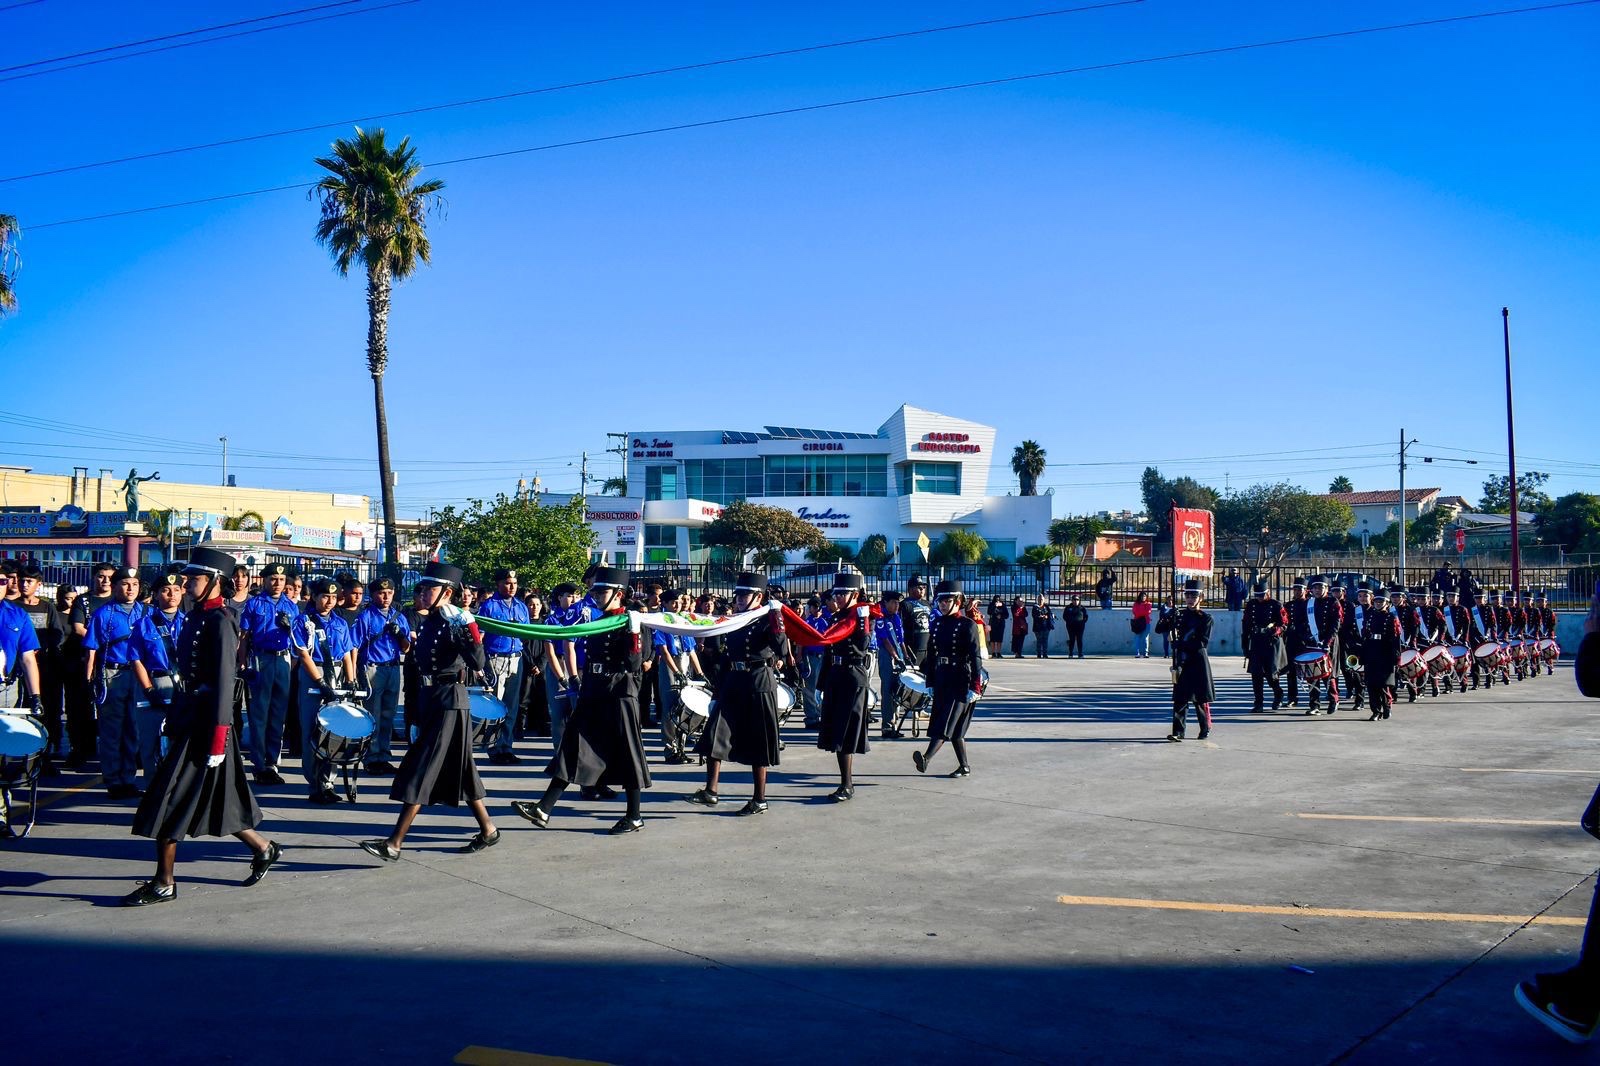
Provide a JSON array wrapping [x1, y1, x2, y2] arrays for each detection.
[[1293, 650, 1332, 682], [467, 687, 509, 748], [1449, 645, 1470, 674], [1473, 642, 1500, 663], [894, 668, 930, 713], [676, 680, 712, 731], [1421, 645, 1454, 676], [314, 701, 376, 764], [1509, 641, 1527, 663], [1397, 648, 1425, 683], [773, 681, 796, 713], [1538, 638, 1561, 662], [0, 711, 48, 785]]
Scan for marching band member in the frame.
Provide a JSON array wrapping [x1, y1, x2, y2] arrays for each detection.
[[1154, 579, 1214, 741], [477, 569, 529, 766], [1358, 586, 1403, 721], [293, 577, 357, 805], [125, 547, 282, 905], [83, 566, 161, 800], [1338, 583, 1377, 712], [913, 580, 984, 774], [360, 562, 500, 861], [1392, 586, 1423, 704], [138, 569, 186, 782], [1291, 576, 1343, 715], [1281, 577, 1308, 707], [1537, 591, 1559, 676], [1419, 588, 1452, 697], [1510, 589, 1533, 681], [238, 561, 299, 786], [655, 588, 704, 766], [816, 573, 874, 801], [1242, 580, 1287, 712], [875, 589, 906, 739], [353, 576, 410, 775], [511, 566, 652, 834], [679, 572, 789, 816]]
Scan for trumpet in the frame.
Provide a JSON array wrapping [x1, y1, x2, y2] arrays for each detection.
[[1344, 652, 1364, 674]]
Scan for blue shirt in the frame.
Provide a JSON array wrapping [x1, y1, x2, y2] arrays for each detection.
[[83, 601, 155, 666], [475, 594, 529, 656], [802, 609, 831, 658], [652, 629, 697, 658], [240, 592, 301, 653], [144, 608, 185, 675], [352, 604, 410, 665], [874, 612, 904, 654], [550, 600, 597, 665], [0, 599, 41, 679], [294, 611, 354, 668]]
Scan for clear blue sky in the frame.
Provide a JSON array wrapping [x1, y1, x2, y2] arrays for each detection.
[[3, 0, 1597, 519]]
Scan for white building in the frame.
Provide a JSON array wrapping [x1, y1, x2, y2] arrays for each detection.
[[1323, 488, 1442, 539], [591, 405, 1052, 567]]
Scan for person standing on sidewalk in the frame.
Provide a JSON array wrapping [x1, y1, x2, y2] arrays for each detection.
[[1130, 592, 1154, 659], [1064, 594, 1088, 658], [1031, 595, 1055, 658]]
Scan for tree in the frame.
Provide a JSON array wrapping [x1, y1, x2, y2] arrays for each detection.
[[1140, 466, 1220, 543], [805, 540, 856, 563], [1479, 470, 1552, 515], [1329, 476, 1354, 493], [1011, 440, 1047, 496], [600, 476, 628, 496], [1214, 482, 1355, 571], [312, 127, 445, 577], [699, 500, 826, 560], [1541, 493, 1600, 554], [855, 533, 890, 576], [427, 494, 593, 592], [929, 529, 988, 565], [1371, 507, 1448, 554], [222, 510, 265, 532], [1047, 515, 1109, 557], [0, 213, 17, 318]]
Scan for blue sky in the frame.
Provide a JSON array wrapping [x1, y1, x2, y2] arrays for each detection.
[[2, 0, 1596, 518]]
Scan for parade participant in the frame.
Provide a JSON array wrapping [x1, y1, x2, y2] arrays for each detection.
[[334, 574, 365, 628], [1291, 577, 1343, 714], [1510, 589, 1533, 681], [1064, 594, 1088, 659], [360, 562, 500, 860], [65, 561, 116, 769], [1418, 588, 1452, 697], [798, 595, 828, 729], [1358, 586, 1403, 721], [0, 577, 43, 839], [1338, 583, 1378, 712], [1391, 587, 1422, 704], [637, 581, 664, 727], [511, 566, 651, 834], [899, 577, 933, 669], [1331, 583, 1364, 709], [1155, 579, 1215, 741], [517, 591, 548, 740], [137, 569, 186, 779], [679, 572, 788, 816], [401, 579, 431, 743], [876, 589, 906, 739], [1481, 590, 1515, 685], [353, 576, 410, 775], [816, 573, 874, 801], [292, 577, 357, 805], [912, 580, 984, 776], [84, 566, 162, 799], [1280, 578, 1308, 706], [477, 568, 529, 766], [1464, 588, 1498, 689], [654, 588, 704, 765], [15, 564, 67, 771], [1031, 594, 1056, 658], [542, 582, 585, 752], [124, 548, 282, 904], [1242, 580, 1288, 712], [238, 561, 299, 785], [1537, 591, 1559, 676]]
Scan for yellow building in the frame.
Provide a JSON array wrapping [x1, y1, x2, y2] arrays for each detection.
[[0, 466, 369, 529]]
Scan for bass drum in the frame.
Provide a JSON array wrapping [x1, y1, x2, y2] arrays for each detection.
[[0, 711, 47, 785], [676, 680, 712, 732], [1396, 649, 1426, 683], [467, 687, 509, 749]]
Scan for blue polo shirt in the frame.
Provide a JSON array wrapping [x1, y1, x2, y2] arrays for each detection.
[[294, 611, 354, 668], [475, 594, 529, 657], [651, 629, 696, 658], [352, 604, 410, 665], [145, 608, 184, 674], [240, 592, 300, 653], [84, 601, 156, 667], [550, 600, 597, 666], [0, 599, 41, 679], [874, 611, 904, 653]]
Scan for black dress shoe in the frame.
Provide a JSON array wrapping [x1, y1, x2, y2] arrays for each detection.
[[608, 817, 643, 835], [684, 788, 719, 807], [1196, 731, 1210, 741], [950, 765, 972, 777], [735, 799, 768, 817], [309, 789, 341, 805], [828, 786, 854, 802], [122, 881, 176, 906], [664, 753, 689, 765], [511, 800, 549, 827], [459, 829, 501, 853], [359, 839, 401, 862], [63, 752, 87, 770], [912, 751, 928, 774], [244, 841, 283, 886], [592, 785, 618, 800], [364, 761, 396, 775]]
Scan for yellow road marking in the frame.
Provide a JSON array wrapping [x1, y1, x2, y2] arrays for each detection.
[[454, 1048, 611, 1066], [1293, 813, 1568, 827], [1056, 894, 1585, 926], [33, 778, 102, 811], [1460, 768, 1600, 775]]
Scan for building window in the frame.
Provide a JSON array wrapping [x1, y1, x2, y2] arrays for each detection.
[[683, 458, 764, 505], [643, 524, 677, 564], [645, 465, 678, 501], [897, 539, 925, 564], [985, 539, 1017, 562], [896, 461, 961, 496], [763, 454, 887, 497]]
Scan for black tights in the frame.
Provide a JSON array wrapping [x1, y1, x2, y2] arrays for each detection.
[[920, 735, 969, 769], [540, 778, 642, 820]]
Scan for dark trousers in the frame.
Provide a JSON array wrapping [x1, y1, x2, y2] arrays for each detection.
[[64, 659, 96, 758], [1172, 698, 1212, 736], [1066, 627, 1084, 658], [1034, 631, 1050, 658], [27, 654, 65, 753], [1250, 671, 1285, 708], [1010, 631, 1027, 658]]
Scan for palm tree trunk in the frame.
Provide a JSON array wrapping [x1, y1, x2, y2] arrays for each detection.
[[367, 265, 400, 576]]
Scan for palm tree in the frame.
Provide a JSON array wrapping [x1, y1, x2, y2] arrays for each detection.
[[312, 128, 444, 575], [600, 476, 629, 496], [1329, 476, 1354, 493], [1011, 440, 1047, 496], [0, 213, 19, 318]]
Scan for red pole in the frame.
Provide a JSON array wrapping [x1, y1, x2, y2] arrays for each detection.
[[1502, 307, 1520, 590]]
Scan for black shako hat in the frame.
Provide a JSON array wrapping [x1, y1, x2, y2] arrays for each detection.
[[1291, 577, 1306, 590], [733, 571, 767, 593], [417, 561, 465, 589], [1182, 578, 1202, 595], [588, 566, 628, 589], [1252, 579, 1269, 596], [830, 572, 865, 594], [934, 579, 963, 597], [182, 546, 236, 577]]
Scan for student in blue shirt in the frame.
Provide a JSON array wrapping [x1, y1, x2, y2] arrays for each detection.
[[542, 582, 592, 753], [353, 576, 411, 775], [83, 566, 161, 799], [799, 596, 829, 729], [293, 578, 357, 804], [475, 568, 529, 765], [654, 588, 704, 764], [874, 589, 907, 738], [237, 561, 300, 785], [137, 569, 187, 784], [0, 575, 43, 838]]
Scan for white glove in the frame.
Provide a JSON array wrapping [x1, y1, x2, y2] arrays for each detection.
[[438, 603, 470, 626], [207, 753, 226, 768], [768, 601, 782, 614], [856, 605, 871, 620]]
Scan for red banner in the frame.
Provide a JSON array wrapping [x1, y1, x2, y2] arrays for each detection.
[[1171, 507, 1215, 576], [779, 603, 882, 647]]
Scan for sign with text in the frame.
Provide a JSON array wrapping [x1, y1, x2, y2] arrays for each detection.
[[1171, 507, 1215, 576], [630, 436, 675, 460], [913, 431, 980, 454]]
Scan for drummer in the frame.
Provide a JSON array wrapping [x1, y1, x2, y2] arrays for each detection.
[[912, 580, 983, 776], [359, 562, 501, 861], [816, 572, 874, 801], [293, 577, 358, 806], [124, 547, 283, 904], [1154, 578, 1215, 742], [511, 566, 652, 834], [1536, 591, 1559, 676], [1291, 576, 1343, 715], [1392, 587, 1423, 704], [1418, 588, 1453, 697], [654, 588, 704, 766], [681, 571, 789, 816], [1281, 577, 1308, 707], [0, 578, 43, 840]]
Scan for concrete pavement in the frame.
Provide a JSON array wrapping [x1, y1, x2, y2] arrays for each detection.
[[2, 652, 1595, 1064]]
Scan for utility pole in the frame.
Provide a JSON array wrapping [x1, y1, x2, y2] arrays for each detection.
[[1398, 429, 1417, 585], [1503, 307, 1522, 591], [606, 431, 630, 491], [580, 451, 590, 496], [219, 436, 228, 487]]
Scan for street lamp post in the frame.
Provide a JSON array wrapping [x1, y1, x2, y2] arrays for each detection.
[[220, 436, 228, 487], [1502, 308, 1522, 590]]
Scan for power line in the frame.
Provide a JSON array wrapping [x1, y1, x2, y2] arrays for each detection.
[[1, 1, 1143, 184], [0, 0, 421, 85], [0, 0, 49, 12], [24, 0, 1598, 231]]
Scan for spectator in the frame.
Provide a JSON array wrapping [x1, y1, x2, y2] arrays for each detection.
[[1031, 595, 1055, 658], [1131, 592, 1154, 658], [1063, 594, 1088, 658], [1096, 568, 1117, 610], [800, 595, 828, 729], [1224, 567, 1247, 611], [1009, 596, 1029, 658], [1158, 596, 1177, 658], [986, 596, 1007, 657], [1432, 560, 1456, 596], [1458, 566, 1483, 606]]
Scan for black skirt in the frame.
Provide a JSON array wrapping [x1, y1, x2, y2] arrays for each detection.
[[816, 660, 871, 755], [548, 678, 651, 789], [132, 722, 262, 842], [1172, 654, 1217, 706], [697, 668, 782, 767], [926, 671, 977, 743], [391, 689, 486, 808]]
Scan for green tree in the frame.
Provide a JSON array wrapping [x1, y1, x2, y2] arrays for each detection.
[[1328, 476, 1354, 493], [855, 533, 890, 576], [929, 529, 989, 565], [1541, 493, 1600, 553], [0, 213, 17, 318], [1019, 544, 1059, 568], [1479, 470, 1552, 515], [599, 477, 628, 496], [805, 540, 856, 563], [1370, 508, 1448, 553], [1140, 466, 1220, 543], [700, 500, 827, 561], [222, 510, 265, 532], [1048, 515, 1109, 557], [1214, 482, 1355, 570], [1011, 440, 1047, 496], [312, 127, 445, 576], [427, 494, 594, 592]]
